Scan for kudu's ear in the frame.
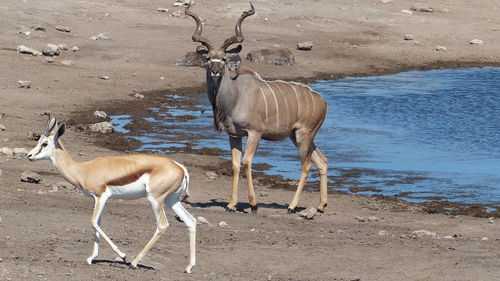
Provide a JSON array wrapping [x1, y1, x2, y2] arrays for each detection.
[[226, 44, 242, 54], [196, 45, 209, 58]]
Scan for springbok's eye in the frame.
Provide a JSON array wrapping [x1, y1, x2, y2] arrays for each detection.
[[41, 143, 48, 148]]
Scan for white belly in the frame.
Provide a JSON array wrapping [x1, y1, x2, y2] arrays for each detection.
[[107, 173, 149, 200]]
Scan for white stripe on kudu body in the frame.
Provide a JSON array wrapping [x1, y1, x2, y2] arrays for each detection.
[[27, 117, 196, 273], [186, 3, 329, 213]]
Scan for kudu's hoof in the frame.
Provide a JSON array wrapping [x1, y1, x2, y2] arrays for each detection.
[[250, 205, 258, 213], [317, 203, 328, 213], [287, 207, 297, 214], [225, 207, 236, 213]]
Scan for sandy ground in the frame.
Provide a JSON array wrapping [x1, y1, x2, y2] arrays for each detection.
[[1, 0, 500, 280]]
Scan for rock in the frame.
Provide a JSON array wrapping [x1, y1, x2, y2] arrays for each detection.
[[12, 148, 28, 156], [218, 221, 228, 228], [403, 34, 414, 40], [205, 171, 217, 180], [55, 25, 71, 32], [0, 124, 5, 131], [19, 30, 31, 36], [17, 45, 42, 56], [379, 0, 392, 3], [132, 93, 144, 99], [157, 8, 169, 12], [57, 43, 69, 50], [97, 75, 110, 80], [260, 190, 269, 197], [197, 216, 209, 224], [378, 230, 389, 236], [71, 46, 79, 52], [411, 229, 437, 238], [170, 10, 182, 17], [481, 237, 488, 241], [400, 9, 413, 14], [173, 0, 191, 7], [61, 60, 74, 66], [91, 32, 112, 40], [436, 46, 447, 52], [355, 216, 365, 222], [42, 44, 60, 56], [18, 80, 32, 88], [410, 4, 434, 13], [27, 131, 41, 141], [31, 25, 46, 31], [443, 235, 454, 240], [246, 48, 295, 66], [367, 216, 378, 222], [88, 122, 114, 133], [1, 147, 13, 156], [44, 57, 55, 63], [21, 171, 42, 184], [0, 168, 3, 177], [56, 181, 74, 190], [488, 217, 494, 224], [297, 41, 313, 51], [93, 111, 107, 119], [176, 51, 207, 67], [298, 207, 317, 220], [470, 39, 483, 45]]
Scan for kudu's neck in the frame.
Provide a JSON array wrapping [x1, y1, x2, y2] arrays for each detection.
[[51, 141, 81, 186], [207, 66, 238, 108]]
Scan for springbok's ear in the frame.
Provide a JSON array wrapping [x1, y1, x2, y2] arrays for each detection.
[[196, 46, 209, 58], [226, 44, 242, 54], [55, 122, 66, 138]]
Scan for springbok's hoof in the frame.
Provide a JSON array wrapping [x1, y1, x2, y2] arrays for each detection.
[[225, 207, 236, 213], [287, 207, 297, 214], [317, 203, 328, 213]]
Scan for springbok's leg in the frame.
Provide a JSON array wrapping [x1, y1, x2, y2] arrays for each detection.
[[167, 197, 197, 273], [227, 136, 242, 211], [311, 147, 328, 212], [130, 195, 169, 269], [86, 214, 102, 264], [242, 131, 262, 213], [90, 194, 127, 262], [288, 132, 314, 212]]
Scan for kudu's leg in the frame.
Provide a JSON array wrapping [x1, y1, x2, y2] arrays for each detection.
[[243, 131, 262, 213], [288, 132, 314, 213], [130, 196, 169, 269], [227, 136, 243, 211], [311, 146, 328, 212], [90, 194, 127, 262]]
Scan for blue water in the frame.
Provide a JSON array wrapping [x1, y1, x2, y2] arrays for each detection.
[[111, 67, 500, 206]]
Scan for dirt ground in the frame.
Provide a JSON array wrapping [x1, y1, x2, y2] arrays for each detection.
[[1, 0, 500, 280]]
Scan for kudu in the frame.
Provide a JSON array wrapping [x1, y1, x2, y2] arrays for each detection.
[[185, 3, 328, 213]]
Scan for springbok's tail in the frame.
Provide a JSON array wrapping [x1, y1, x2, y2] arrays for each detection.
[[174, 161, 190, 201]]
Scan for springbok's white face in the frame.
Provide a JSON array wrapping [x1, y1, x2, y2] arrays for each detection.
[[27, 117, 65, 162]]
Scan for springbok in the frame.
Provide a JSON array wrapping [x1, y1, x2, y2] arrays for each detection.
[[27, 117, 196, 273], [185, 3, 328, 213]]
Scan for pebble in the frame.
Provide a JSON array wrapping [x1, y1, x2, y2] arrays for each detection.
[[42, 44, 60, 56], [197, 216, 209, 224], [379, 0, 392, 3], [173, 0, 191, 7], [218, 221, 228, 228], [31, 25, 46, 31], [411, 229, 437, 238], [71, 46, 79, 52], [0, 124, 5, 131], [55, 25, 71, 32], [481, 237, 488, 241], [17, 45, 42, 56], [55, 181, 74, 190], [57, 43, 69, 51], [44, 57, 55, 63], [19, 30, 31, 36], [403, 34, 414, 40], [205, 171, 217, 180], [1, 147, 13, 156], [133, 93, 144, 99], [18, 80, 32, 88], [61, 60, 74, 66], [367, 216, 379, 222], [400, 9, 413, 14], [470, 39, 483, 45], [97, 75, 110, 80], [91, 32, 112, 40], [378, 230, 389, 236], [93, 111, 107, 119], [157, 8, 169, 12], [296, 41, 313, 51], [488, 217, 494, 224], [436, 46, 447, 52], [355, 216, 366, 222], [170, 11, 182, 17], [299, 207, 317, 220], [88, 122, 114, 133], [0, 168, 2, 177], [21, 171, 42, 184], [410, 4, 434, 13]]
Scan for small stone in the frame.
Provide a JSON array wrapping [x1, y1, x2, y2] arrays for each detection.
[[197, 216, 209, 224], [21, 171, 42, 184], [71, 46, 79, 52], [205, 171, 217, 180], [299, 207, 317, 220], [218, 221, 228, 228], [173, 0, 191, 7], [57, 43, 68, 50], [17, 45, 42, 56], [481, 237, 488, 241], [379, 0, 392, 3], [44, 57, 55, 63], [133, 93, 144, 99], [355, 216, 365, 222], [157, 8, 169, 12], [1, 147, 13, 156], [12, 148, 28, 156], [97, 75, 110, 80], [436, 46, 447, 52], [56, 181, 74, 190], [443, 235, 453, 240], [42, 44, 60, 56], [488, 217, 494, 224], [91, 32, 112, 40], [411, 229, 437, 238], [93, 111, 107, 119], [37, 190, 46, 195], [0, 124, 5, 131], [260, 190, 269, 197], [0, 169, 3, 177], [88, 122, 114, 133], [296, 41, 313, 51], [470, 39, 483, 45], [403, 34, 414, 40], [378, 230, 389, 236], [170, 11, 182, 17], [410, 4, 434, 13], [400, 9, 413, 14], [61, 60, 74, 66], [27, 131, 40, 141], [367, 216, 378, 222], [247, 48, 295, 66], [55, 25, 71, 32], [18, 80, 32, 88], [19, 30, 31, 36], [31, 25, 46, 31]]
